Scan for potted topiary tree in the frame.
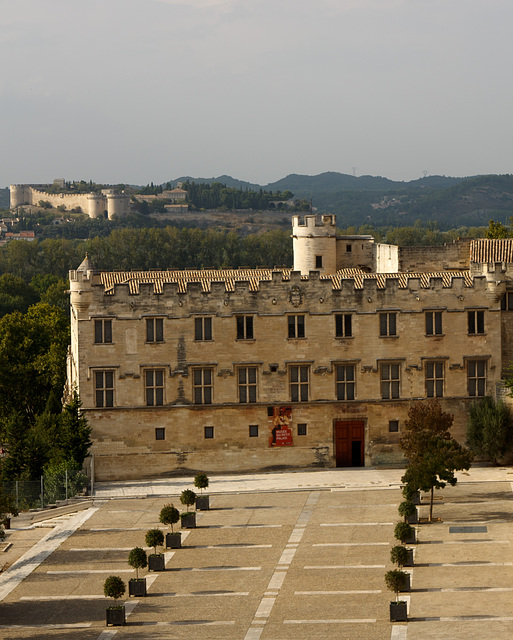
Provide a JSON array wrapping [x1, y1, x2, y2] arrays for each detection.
[[394, 521, 416, 545], [180, 489, 197, 528], [385, 570, 408, 622], [398, 500, 418, 525], [160, 504, 181, 549], [390, 544, 413, 568], [145, 528, 165, 571], [128, 547, 147, 596], [104, 575, 126, 626], [402, 483, 421, 505], [194, 473, 210, 510]]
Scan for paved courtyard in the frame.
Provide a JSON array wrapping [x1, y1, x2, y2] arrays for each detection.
[[0, 467, 513, 639]]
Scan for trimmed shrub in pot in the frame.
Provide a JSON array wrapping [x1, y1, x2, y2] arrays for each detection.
[[128, 547, 147, 596], [194, 473, 210, 510], [398, 500, 418, 525], [145, 528, 165, 571], [390, 545, 413, 568], [394, 521, 416, 545], [104, 575, 126, 626], [180, 489, 197, 528], [402, 484, 420, 505], [160, 504, 181, 548], [385, 570, 408, 622]]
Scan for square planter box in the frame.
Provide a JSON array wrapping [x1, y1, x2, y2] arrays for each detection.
[[390, 601, 407, 622], [128, 578, 146, 597], [148, 554, 166, 571], [403, 548, 414, 567], [106, 606, 126, 626], [196, 495, 210, 511], [406, 509, 418, 525], [181, 513, 196, 529], [400, 574, 411, 592], [166, 532, 182, 549]]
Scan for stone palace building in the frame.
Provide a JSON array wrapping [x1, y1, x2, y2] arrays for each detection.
[[67, 215, 513, 480]]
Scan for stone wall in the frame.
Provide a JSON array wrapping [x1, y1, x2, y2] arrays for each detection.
[[69, 265, 502, 480]]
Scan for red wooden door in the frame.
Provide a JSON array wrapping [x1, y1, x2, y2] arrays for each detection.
[[334, 421, 364, 467]]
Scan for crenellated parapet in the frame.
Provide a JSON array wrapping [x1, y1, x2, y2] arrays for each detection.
[[9, 183, 129, 219]]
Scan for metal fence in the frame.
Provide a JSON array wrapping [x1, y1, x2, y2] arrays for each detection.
[[2, 469, 90, 512]]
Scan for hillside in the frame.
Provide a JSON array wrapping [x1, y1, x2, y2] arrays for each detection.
[[167, 173, 513, 229]]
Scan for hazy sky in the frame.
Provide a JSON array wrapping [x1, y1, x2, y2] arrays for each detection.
[[1, 0, 512, 187]]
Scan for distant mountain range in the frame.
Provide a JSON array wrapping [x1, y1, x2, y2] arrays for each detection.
[[171, 172, 513, 228], [3, 172, 513, 229]]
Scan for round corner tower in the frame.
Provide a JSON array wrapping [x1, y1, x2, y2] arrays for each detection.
[[292, 214, 337, 275], [10, 185, 31, 209]]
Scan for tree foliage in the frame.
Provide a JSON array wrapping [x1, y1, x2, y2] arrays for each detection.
[[400, 400, 473, 521], [145, 528, 164, 555], [159, 504, 180, 532], [103, 575, 126, 601], [466, 396, 513, 465], [128, 547, 147, 579]]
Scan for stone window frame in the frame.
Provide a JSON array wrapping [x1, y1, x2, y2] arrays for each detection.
[[297, 423, 307, 436], [380, 362, 401, 399], [155, 427, 165, 440], [467, 310, 485, 335], [237, 366, 258, 403], [194, 316, 213, 341], [236, 315, 254, 340], [500, 292, 513, 310], [204, 426, 214, 439], [288, 314, 305, 339], [379, 312, 397, 337], [289, 364, 310, 402], [193, 367, 213, 404], [94, 370, 115, 408], [425, 310, 443, 336], [425, 360, 444, 398], [335, 363, 356, 400], [335, 313, 352, 338], [249, 424, 259, 438], [146, 317, 164, 343], [94, 318, 112, 344], [144, 368, 165, 406], [467, 358, 487, 397]]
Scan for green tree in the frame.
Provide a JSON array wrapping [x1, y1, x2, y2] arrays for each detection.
[[466, 396, 513, 465], [400, 400, 473, 521], [486, 218, 512, 239]]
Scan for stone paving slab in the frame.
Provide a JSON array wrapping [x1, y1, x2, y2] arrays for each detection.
[[2, 469, 513, 639]]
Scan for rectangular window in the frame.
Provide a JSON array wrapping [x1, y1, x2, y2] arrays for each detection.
[[290, 365, 309, 402], [195, 317, 212, 341], [426, 361, 444, 397], [236, 315, 254, 340], [381, 363, 400, 399], [336, 364, 355, 400], [94, 319, 112, 344], [155, 427, 165, 440], [425, 311, 442, 336], [238, 367, 257, 403], [249, 424, 259, 437], [389, 420, 399, 433], [146, 318, 164, 343], [288, 315, 305, 339], [297, 423, 307, 436], [193, 368, 213, 404], [379, 312, 397, 337], [95, 370, 114, 407], [204, 426, 214, 439], [315, 255, 323, 269], [501, 293, 513, 310], [335, 313, 352, 338], [468, 360, 486, 397], [468, 310, 485, 335], [145, 369, 164, 406]]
